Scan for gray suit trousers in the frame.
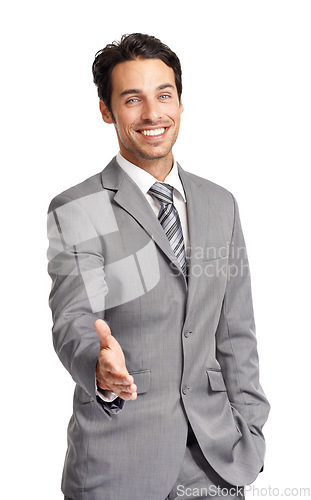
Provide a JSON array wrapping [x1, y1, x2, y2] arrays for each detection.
[[165, 426, 245, 500]]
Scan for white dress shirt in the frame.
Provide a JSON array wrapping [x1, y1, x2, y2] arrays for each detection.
[[116, 152, 190, 253], [97, 152, 190, 402]]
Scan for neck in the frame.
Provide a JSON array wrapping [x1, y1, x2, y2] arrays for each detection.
[[120, 151, 174, 182]]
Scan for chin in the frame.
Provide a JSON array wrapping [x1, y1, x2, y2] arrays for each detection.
[[139, 150, 170, 161]]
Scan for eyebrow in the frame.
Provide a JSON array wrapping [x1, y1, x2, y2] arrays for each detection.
[[119, 83, 175, 98]]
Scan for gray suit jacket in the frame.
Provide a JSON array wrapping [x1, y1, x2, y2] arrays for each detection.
[[47, 157, 270, 500]]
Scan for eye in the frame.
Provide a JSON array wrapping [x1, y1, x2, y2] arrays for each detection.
[[159, 94, 170, 100], [126, 97, 139, 104]]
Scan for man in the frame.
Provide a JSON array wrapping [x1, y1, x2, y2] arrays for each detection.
[[47, 33, 270, 500]]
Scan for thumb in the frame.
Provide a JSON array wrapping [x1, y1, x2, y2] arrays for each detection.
[[94, 319, 112, 349]]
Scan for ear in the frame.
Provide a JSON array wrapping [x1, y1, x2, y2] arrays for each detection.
[[99, 99, 114, 124], [179, 98, 184, 114]]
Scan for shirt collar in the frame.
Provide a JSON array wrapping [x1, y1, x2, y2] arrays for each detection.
[[116, 152, 186, 202]]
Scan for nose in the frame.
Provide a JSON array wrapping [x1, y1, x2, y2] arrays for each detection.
[[141, 98, 162, 122]]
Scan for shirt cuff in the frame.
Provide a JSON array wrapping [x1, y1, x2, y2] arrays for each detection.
[[96, 388, 118, 402]]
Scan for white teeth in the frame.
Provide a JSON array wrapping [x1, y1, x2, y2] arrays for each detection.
[[140, 128, 165, 136]]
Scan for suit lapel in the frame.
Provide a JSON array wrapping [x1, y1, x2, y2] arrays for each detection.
[[101, 158, 187, 288], [178, 164, 206, 313]]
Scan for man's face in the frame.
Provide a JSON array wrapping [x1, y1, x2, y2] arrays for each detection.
[[100, 58, 183, 166]]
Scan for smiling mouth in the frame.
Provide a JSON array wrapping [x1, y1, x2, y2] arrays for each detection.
[[138, 127, 167, 137]]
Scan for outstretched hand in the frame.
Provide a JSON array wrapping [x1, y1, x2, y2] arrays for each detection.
[[95, 319, 137, 401]]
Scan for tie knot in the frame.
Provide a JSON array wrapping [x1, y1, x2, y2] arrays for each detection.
[[148, 182, 174, 205]]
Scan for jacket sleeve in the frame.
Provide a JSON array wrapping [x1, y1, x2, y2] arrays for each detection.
[[47, 193, 125, 419], [215, 195, 270, 464]]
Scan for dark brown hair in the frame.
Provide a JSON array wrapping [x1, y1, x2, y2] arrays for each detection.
[[92, 33, 182, 113]]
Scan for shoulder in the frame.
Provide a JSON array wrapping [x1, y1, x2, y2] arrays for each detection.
[[48, 171, 103, 213], [179, 166, 236, 210]]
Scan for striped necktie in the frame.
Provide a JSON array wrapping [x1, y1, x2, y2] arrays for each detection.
[[148, 182, 187, 276]]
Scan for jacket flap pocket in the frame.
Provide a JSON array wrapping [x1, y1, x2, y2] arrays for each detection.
[[130, 369, 151, 394], [207, 370, 227, 391]]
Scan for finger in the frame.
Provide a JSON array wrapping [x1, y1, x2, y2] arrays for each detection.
[[103, 375, 135, 389], [122, 374, 134, 385], [97, 379, 137, 400], [118, 390, 138, 401], [107, 371, 134, 385], [94, 319, 112, 349], [108, 384, 137, 397], [99, 374, 136, 393], [96, 383, 137, 401], [117, 383, 137, 393]]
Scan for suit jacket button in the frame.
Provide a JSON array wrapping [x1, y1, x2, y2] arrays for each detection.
[[182, 386, 189, 395], [184, 331, 192, 338]]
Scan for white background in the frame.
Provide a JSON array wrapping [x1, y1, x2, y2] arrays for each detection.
[[1, 1, 310, 498]]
